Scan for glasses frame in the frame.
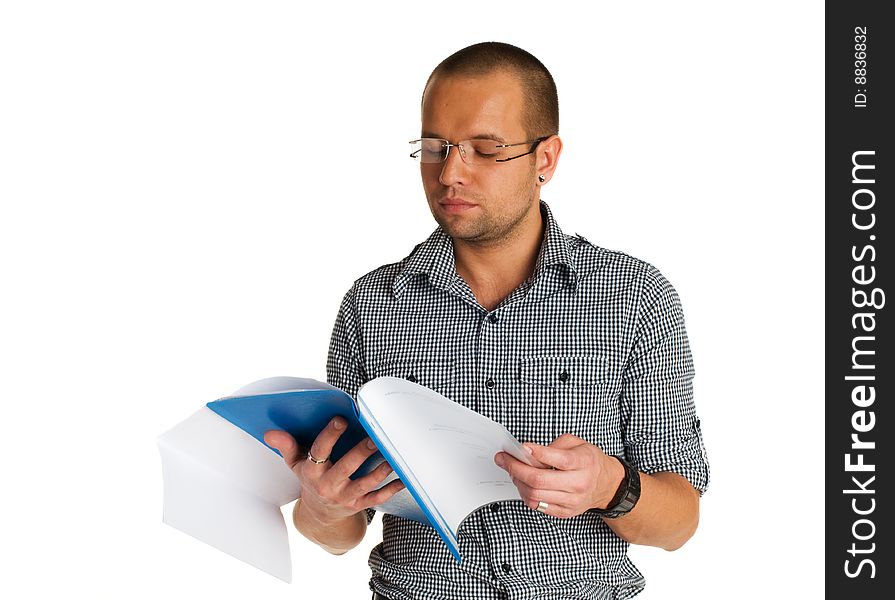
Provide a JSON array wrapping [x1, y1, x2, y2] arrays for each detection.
[[409, 136, 550, 165]]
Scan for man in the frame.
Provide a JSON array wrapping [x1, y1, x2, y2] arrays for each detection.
[[264, 41, 709, 599]]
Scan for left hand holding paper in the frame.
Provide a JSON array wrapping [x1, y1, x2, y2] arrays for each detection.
[[495, 434, 623, 518]]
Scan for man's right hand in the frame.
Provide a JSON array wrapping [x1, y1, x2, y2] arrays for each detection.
[[263, 417, 404, 551]]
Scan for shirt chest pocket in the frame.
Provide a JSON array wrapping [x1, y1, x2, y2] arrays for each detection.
[[370, 358, 456, 399], [514, 355, 618, 446]]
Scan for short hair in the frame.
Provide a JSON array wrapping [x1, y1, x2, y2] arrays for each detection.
[[423, 41, 559, 138]]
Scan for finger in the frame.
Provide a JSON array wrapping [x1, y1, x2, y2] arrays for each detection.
[[345, 458, 397, 496], [513, 446, 550, 469], [527, 442, 585, 471], [263, 430, 304, 470], [357, 478, 406, 509], [512, 477, 575, 508], [306, 417, 349, 467], [527, 498, 577, 519], [324, 437, 381, 483], [497, 453, 566, 490]]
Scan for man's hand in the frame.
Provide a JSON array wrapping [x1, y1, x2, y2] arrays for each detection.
[[263, 417, 404, 552], [495, 434, 624, 518]]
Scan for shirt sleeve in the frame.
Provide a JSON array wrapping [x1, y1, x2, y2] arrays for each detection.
[[326, 284, 367, 399], [326, 285, 376, 525], [621, 266, 710, 494]]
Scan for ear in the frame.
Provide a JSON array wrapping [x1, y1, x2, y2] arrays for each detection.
[[536, 135, 563, 185]]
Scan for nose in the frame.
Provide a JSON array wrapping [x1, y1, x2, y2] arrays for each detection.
[[438, 144, 468, 187]]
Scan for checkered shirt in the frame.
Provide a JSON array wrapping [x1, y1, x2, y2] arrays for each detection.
[[326, 201, 710, 600]]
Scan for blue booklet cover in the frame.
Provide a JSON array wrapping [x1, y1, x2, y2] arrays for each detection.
[[206, 377, 379, 477]]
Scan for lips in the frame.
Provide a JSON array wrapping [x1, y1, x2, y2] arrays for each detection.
[[438, 198, 476, 209]]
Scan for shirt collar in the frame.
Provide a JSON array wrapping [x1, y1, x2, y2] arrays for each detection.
[[393, 201, 579, 298], [533, 200, 578, 287]]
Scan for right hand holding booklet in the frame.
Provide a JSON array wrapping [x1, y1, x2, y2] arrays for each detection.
[[157, 375, 533, 580]]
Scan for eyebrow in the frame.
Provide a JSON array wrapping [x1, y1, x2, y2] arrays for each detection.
[[420, 131, 509, 144]]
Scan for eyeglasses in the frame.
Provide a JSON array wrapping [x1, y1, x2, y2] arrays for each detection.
[[409, 136, 549, 165]]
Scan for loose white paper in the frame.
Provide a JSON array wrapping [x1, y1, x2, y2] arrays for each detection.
[[157, 407, 300, 582]]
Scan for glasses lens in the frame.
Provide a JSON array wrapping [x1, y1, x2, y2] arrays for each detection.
[[410, 139, 449, 163], [462, 139, 504, 165]]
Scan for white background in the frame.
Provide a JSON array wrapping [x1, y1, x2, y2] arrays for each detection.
[[0, 2, 823, 598]]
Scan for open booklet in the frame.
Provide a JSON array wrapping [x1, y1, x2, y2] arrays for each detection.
[[157, 376, 532, 581]]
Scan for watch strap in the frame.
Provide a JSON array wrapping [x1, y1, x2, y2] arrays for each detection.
[[591, 456, 641, 519]]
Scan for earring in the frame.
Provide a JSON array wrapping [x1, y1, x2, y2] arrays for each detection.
[[538, 175, 546, 183]]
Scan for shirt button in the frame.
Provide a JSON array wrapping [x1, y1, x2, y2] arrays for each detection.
[[485, 378, 496, 390], [501, 562, 512, 573], [407, 374, 418, 383], [558, 370, 570, 383], [489, 503, 500, 513], [488, 313, 498, 324]]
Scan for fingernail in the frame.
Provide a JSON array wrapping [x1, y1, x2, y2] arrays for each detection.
[[366, 439, 376, 450], [332, 418, 345, 430], [494, 455, 504, 467], [524, 445, 533, 454]]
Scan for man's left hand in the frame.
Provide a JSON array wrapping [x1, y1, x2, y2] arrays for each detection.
[[495, 434, 625, 518]]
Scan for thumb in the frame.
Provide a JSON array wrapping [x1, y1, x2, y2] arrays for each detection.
[[263, 430, 303, 466], [548, 433, 586, 449], [520, 443, 550, 469]]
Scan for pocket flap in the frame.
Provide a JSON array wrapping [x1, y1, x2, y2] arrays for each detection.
[[372, 358, 455, 388], [519, 355, 607, 387]]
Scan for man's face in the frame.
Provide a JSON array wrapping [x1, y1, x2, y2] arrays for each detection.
[[420, 71, 541, 246]]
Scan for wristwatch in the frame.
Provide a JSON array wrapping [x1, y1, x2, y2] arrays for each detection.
[[591, 456, 641, 519]]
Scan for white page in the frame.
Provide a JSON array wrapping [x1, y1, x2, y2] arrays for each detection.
[[357, 377, 532, 540], [157, 407, 300, 581], [224, 375, 342, 397]]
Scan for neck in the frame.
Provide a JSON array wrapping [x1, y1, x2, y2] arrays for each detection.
[[453, 207, 545, 311]]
